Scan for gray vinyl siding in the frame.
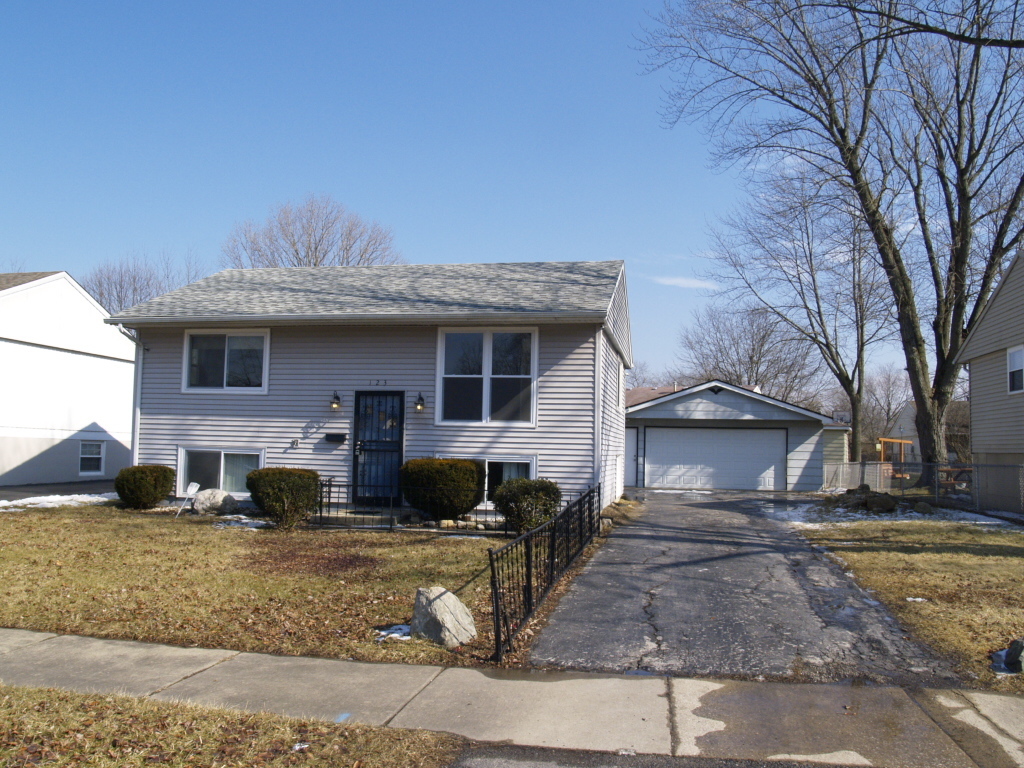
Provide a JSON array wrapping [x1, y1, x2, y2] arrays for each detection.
[[958, 254, 1024, 361], [821, 429, 849, 463], [605, 270, 633, 368], [631, 389, 811, 421], [969, 350, 1024, 455], [597, 330, 625, 506], [135, 324, 599, 497]]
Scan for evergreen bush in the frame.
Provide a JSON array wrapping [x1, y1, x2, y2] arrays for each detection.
[[399, 458, 485, 521], [114, 465, 175, 509], [493, 478, 562, 534], [246, 467, 320, 530]]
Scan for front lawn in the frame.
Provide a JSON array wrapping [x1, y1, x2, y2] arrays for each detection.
[[0, 682, 462, 767], [800, 518, 1024, 693], [0, 505, 495, 665]]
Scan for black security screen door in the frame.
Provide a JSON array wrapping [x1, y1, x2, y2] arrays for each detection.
[[354, 392, 404, 505]]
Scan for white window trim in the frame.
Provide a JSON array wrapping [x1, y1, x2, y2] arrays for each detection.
[[180, 328, 270, 395], [1009, 344, 1024, 394], [434, 453, 537, 508], [176, 446, 267, 497], [434, 327, 539, 427], [79, 440, 105, 476]]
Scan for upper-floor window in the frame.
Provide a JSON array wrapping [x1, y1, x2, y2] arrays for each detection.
[[183, 330, 269, 393], [1009, 345, 1023, 393], [438, 329, 536, 423]]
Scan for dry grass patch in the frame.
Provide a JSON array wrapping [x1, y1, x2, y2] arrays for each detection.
[[0, 682, 462, 767], [0, 505, 495, 665], [801, 519, 1024, 693]]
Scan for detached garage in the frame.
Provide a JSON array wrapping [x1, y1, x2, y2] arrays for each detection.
[[626, 380, 847, 492]]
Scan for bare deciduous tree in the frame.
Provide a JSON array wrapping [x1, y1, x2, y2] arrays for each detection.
[[80, 251, 206, 314], [222, 194, 404, 269], [859, 362, 912, 457], [708, 173, 894, 459], [647, 0, 1024, 465], [674, 305, 828, 408]]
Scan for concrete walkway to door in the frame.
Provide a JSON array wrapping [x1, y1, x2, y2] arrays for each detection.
[[530, 491, 959, 686]]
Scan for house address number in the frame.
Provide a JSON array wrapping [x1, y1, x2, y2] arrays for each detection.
[[369, 380, 387, 385]]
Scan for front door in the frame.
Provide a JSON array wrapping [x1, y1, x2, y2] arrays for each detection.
[[354, 391, 404, 504]]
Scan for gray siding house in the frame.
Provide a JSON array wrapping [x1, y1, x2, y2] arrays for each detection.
[[108, 261, 631, 510], [625, 381, 845, 491], [954, 253, 1024, 512]]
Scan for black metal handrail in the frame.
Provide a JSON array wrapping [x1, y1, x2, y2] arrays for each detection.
[[487, 484, 602, 661], [316, 478, 510, 532]]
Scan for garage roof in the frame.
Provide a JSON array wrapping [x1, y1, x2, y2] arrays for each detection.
[[626, 379, 833, 423]]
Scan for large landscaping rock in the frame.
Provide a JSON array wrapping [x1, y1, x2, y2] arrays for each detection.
[[866, 493, 898, 513], [913, 501, 934, 515], [193, 488, 239, 516], [410, 586, 476, 649]]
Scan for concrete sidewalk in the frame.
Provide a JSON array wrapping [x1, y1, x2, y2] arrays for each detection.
[[1, 629, 1022, 768]]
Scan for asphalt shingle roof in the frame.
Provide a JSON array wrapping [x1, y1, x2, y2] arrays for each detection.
[[0, 272, 59, 292], [110, 261, 624, 324]]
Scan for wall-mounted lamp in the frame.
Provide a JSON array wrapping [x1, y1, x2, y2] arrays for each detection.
[[330, 391, 342, 411], [414, 392, 426, 412]]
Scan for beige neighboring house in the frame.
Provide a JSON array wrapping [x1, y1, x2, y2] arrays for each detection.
[[953, 253, 1024, 512], [883, 401, 970, 462], [0, 272, 135, 486]]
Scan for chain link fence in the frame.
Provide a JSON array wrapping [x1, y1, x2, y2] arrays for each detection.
[[823, 462, 1024, 516]]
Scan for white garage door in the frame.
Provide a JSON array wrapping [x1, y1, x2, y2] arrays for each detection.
[[645, 428, 787, 490]]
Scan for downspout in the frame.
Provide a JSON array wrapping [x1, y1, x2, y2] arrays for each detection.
[[118, 325, 145, 467]]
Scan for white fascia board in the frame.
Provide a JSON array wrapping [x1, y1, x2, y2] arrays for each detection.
[[626, 379, 832, 423], [107, 311, 609, 327]]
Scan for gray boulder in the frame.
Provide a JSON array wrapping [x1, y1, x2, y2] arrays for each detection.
[[913, 501, 934, 515], [192, 488, 239, 516], [411, 586, 476, 649]]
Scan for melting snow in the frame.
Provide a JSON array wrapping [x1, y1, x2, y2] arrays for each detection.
[[0, 493, 118, 510], [213, 515, 273, 529], [376, 624, 412, 642], [760, 501, 1012, 529]]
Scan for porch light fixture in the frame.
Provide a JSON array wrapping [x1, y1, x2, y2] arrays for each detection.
[[330, 391, 342, 411], [414, 393, 426, 412]]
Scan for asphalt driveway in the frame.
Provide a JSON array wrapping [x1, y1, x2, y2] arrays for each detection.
[[530, 491, 960, 685]]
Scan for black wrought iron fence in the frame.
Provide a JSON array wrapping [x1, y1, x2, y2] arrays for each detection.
[[315, 478, 510, 532], [488, 484, 602, 662]]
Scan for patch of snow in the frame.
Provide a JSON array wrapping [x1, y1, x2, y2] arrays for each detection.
[[906, 597, 928, 602], [213, 515, 273, 529], [649, 489, 713, 495], [0, 493, 118, 511], [376, 624, 412, 642], [761, 498, 1015, 529]]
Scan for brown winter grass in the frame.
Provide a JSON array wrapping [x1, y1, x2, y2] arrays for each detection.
[[0, 682, 462, 768], [801, 519, 1024, 693], [0, 504, 495, 665]]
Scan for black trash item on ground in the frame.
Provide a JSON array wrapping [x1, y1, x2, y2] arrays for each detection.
[[991, 639, 1023, 674]]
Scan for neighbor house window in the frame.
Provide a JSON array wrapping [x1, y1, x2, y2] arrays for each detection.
[[184, 330, 269, 392], [184, 449, 261, 494], [1010, 345, 1023, 393], [439, 329, 536, 423], [79, 441, 104, 475]]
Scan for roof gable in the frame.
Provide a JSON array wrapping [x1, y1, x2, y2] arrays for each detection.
[[109, 260, 625, 327], [626, 380, 829, 423], [955, 252, 1024, 363], [0, 272, 60, 294]]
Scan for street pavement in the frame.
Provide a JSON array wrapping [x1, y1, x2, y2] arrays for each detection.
[[530, 491, 958, 686], [1, 629, 1022, 767]]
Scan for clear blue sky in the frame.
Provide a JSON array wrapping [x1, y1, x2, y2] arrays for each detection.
[[0, 1, 744, 371]]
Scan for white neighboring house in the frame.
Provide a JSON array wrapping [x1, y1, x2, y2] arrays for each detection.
[[0, 272, 135, 486]]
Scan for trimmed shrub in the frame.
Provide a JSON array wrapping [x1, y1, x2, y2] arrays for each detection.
[[246, 467, 320, 530], [114, 465, 175, 509], [399, 458, 485, 521], [493, 478, 562, 534]]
